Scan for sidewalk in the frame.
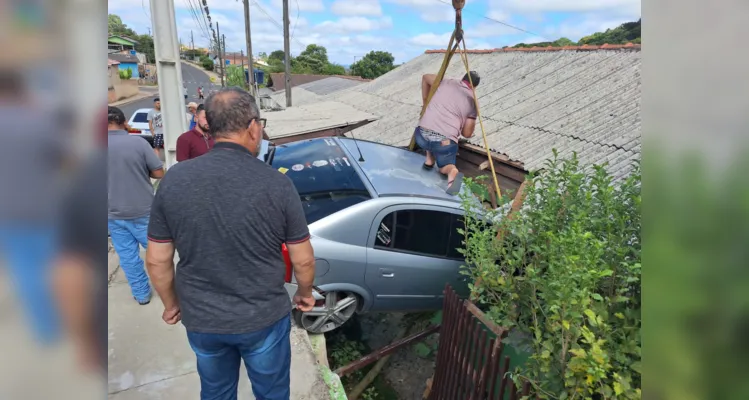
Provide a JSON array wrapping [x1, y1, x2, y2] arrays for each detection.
[[108, 247, 332, 399], [109, 87, 159, 107]]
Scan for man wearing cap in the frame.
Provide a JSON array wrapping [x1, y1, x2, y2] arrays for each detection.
[[414, 71, 480, 195], [187, 102, 198, 130]]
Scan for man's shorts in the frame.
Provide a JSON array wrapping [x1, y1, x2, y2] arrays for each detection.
[[414, 126, 458, 168], [153, 134, 164, 149]]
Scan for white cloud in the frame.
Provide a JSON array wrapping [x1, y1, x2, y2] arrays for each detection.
[[385, 0, 454, 22], [544, 14, 635, 41], [408, 32, 452, 47], [330, 0, 382, 16], [501, 0, 640, 18], [315, 16, 393, 34], [269, 0, 325, 12]]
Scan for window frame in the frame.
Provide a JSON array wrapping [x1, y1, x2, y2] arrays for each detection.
[[371, 205, 466, 261]]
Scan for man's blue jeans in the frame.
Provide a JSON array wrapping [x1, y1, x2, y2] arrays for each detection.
[[187, 314, 292, 400], [108, 217, 151, 301], [0, 226, 60, 344]]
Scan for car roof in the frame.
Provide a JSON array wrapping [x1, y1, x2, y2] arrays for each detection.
[[133, 108, 153, 113], [336, 137, 462, 203]]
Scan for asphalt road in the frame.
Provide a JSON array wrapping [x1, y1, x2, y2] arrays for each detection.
[[119, 62, 215, 120]]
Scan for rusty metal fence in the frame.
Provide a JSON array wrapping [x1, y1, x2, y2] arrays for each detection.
[[427, 284, 537, 400], [335, 284, 538, 399]]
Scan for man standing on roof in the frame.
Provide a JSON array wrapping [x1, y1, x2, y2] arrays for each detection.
[[414, 71, 480, 195]]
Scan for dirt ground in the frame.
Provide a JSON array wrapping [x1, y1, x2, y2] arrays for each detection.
[[358, 312, 440, 400]]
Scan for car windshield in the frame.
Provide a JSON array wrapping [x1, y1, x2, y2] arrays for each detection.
[[132, 112, 149, 123], [271, 138, 371, 224]]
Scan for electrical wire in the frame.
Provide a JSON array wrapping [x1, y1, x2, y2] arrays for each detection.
[[432, 0, 549, 40], [291, 0, 300, 42], [250, 0, 306, 51]]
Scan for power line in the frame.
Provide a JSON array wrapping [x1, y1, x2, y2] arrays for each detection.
[[433, 0, 548, 40], [291, 0, 299, 41], [250, 0, 305, 51], [186, 0, 211, 43]]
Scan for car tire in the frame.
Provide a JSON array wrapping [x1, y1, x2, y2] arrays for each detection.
[[293, 291, 359, 334]]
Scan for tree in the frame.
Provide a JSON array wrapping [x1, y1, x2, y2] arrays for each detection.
[[226, 65, 246, 87], [268, 50, 286, 63], [322, 63, 346, 75], [296, 44, 330, 74], [135, 34, 155, 63], [258, 51, 268, 60], [108, 14, 137, 37], [350, 50, 395, 79]]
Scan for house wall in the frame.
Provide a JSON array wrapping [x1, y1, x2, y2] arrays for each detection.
[[117, 62, 140, 78]]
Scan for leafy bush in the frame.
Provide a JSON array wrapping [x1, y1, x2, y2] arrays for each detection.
[[460, 151, 641, 399], [201, 58, 214, 71], [118, 68, 133, 80]]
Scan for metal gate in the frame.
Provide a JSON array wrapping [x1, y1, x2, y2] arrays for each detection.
[[428, 284, 536, 400]]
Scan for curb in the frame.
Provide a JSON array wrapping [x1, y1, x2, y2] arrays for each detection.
[[109, 91, 157, 107], [308, 332, 348, 399]]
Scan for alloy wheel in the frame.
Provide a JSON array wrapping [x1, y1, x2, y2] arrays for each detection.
[[295, 291, 358, 334]]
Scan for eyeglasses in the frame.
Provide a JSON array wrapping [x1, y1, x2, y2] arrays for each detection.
[[250, 118, 267, 128]]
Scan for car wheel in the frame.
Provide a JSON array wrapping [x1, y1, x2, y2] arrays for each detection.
[[293, 291, 359, 334]]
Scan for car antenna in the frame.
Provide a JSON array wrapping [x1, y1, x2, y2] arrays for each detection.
[[348, 130, 365, 162]]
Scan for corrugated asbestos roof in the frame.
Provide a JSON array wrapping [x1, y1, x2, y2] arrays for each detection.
[[294, 45, 642, 180], [270, 76, 368, 106], [264, 101, 379, 139]]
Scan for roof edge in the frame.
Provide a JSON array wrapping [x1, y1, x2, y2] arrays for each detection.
[[425, 42, 641, 54]]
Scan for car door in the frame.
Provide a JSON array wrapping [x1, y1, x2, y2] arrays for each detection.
[[365, 205, 466, 311]]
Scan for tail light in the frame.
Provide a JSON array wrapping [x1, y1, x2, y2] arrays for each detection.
[[127, 128, 142, 134], [281, 243, 292, 283]]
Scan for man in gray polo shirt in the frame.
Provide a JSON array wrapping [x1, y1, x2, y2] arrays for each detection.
[[108, 106, 164, 305], [145, 88, 316, 400]]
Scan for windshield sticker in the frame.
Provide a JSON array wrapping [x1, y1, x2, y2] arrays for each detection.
[[342, 157, 351, 166], [312, 160, 328, 167], [305, 162, 312, 169], [335, 157, 344, 166], [376, 230, 391, 246], [379, 222, 390, 233], [291, 164, 304, 172], [330, 158, 342, 171], [324, 139, 336, 146], [278, 167, 289, 174]]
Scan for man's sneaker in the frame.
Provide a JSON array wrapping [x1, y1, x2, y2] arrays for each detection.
[[134, 293, 152, 305]]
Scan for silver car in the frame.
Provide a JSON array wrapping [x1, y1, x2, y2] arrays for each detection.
[[268, 137, 472, 333]]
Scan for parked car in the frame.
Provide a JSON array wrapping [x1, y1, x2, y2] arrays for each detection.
[[126, 108, 154, 146], [265, 137, 474, 333]]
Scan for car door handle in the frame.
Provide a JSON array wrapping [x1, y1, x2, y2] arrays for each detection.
[[380, 268, 394, 278]]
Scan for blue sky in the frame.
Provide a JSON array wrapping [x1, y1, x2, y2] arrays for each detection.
[[108, 0, 641, 65]]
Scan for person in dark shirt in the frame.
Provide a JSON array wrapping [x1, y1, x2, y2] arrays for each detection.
[[146, 87, 316, 400], [176, 104, 214, 162]]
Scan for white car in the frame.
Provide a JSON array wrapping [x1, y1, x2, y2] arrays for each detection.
[[127, 108, 155, 146]]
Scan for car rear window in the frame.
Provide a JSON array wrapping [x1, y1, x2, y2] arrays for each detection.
[[132, 112, 149, 123], [271, 138, 371, 224]]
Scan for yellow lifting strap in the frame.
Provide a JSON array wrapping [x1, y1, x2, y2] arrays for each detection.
[[408, 0, 502, 200]]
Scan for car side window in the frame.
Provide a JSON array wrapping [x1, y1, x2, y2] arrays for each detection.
[[374, 210, 454, 258]]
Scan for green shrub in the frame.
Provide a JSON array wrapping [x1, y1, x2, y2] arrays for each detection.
[[460, 151, 641, 399], [201, 58, 214, 71]]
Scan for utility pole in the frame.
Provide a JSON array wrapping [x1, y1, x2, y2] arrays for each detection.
[[222, 35, 227, 86], [191, 30, 194, 52], [240, 49, 245, 89], [150, 0, 186, 168], [243, 0, 256, 96], [283, 0, 292, 107], [216, 22, 225, 87]]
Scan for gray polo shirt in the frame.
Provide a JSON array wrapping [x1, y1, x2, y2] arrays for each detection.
[[108, 129, 163, 220], [147, 142, 310, 334]]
